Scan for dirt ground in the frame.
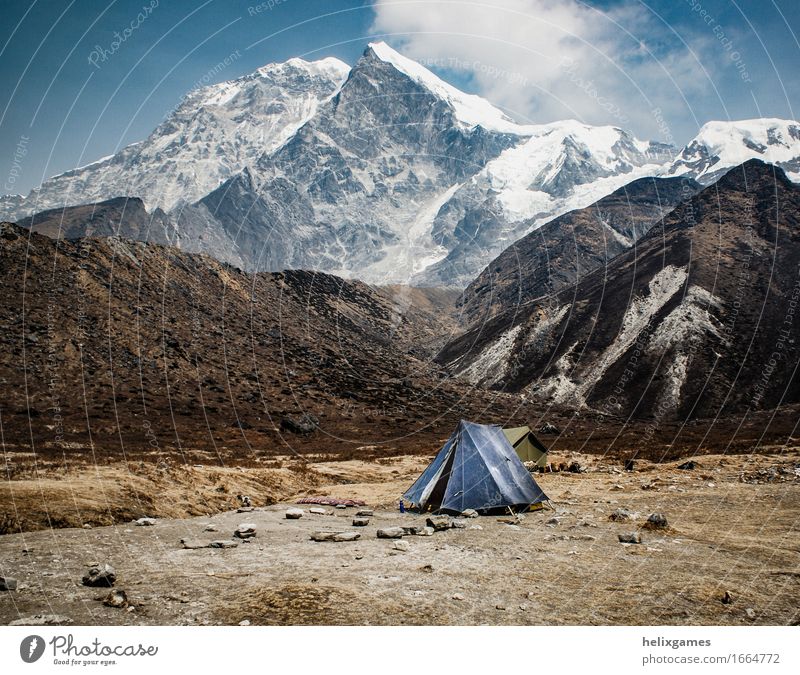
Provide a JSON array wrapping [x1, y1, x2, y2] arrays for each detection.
[[1, 450, 799, 626]]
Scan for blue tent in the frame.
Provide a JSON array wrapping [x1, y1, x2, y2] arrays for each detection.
[[403, 420, 548, 513]]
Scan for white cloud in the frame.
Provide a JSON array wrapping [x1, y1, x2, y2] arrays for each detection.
[[370, 0, 717, 144]]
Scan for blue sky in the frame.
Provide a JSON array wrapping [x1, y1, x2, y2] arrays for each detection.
[[1, 0, 798, 196]]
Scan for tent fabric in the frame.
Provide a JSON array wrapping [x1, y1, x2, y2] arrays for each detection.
[[403, 420, 548, 513], [503, 426, 549, 467]]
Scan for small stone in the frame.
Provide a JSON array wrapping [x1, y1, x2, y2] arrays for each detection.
[[677, 460, 698, 470], [333, 532, 360, 542], [103, 589, 128, 608], [135, 517, 156, 526], [745, 608, 756, 619], [469, 525, 483, 530], [460, 509, 479, 518], [496, 604, 506, 611], [618, 532, 642, 544], [285, 508, 304, 519], [644, 513, 668, 529], [377, 527, 405, 539], [309, 508, 327, 515], [82, 524, 92, 529], [82, 564, 116, 588], [426, 516, 451, 531], [352, 518, 370, 527], [239, 620, 251, 626], [209, 540, 238, 548], [609, 508, 632, 522], [452, 593, 465, 601], [610, 484, 624, 491], [416, 526, 435, 536], [392, 540, 410, 552], [236, 507, 254, 513], [203, 524, 218, 532], [0, 577, 18, 591], [519, 604, 528, 611], [234, 523, 257, 539], [450, 519, 467, 529], [355, 509, 373, 517], [546, 517, 560, 527], [335, 504, 348, 510], [181, 539, 209, 549], [722, 591, 734, 605]]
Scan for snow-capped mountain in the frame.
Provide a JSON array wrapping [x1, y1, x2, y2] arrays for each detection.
[[0, 56, 350, 219], [5, 42, 800, 288], [666, 118, 800, 184]]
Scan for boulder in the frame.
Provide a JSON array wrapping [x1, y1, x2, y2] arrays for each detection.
[[280, 414, 318, 435], [618, 532, 642, 544], [644, 513, 668, 529], [352, 518, 370, 527], [426, 516, 452, 531], [82, 564, 116, 587], [539, 422, 560, 434], [377, 527, 405, 539], [234, 523, 257, 539], [460, 509, 479, 518], [609, 508, 633, 522], [103, 590, 128, 608], [0, 577, 18, 591], [209, 540, 239, 548], [285, 508, 304, 519], [310, 531, 360, 542], [134, 517, 156, 526]]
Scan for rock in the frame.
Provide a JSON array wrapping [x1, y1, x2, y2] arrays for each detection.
[[237, 507, 254, 513], [0, 577, 18, 591], [82, 564, 116, 587], [352, 518, 370, 527], [377, 527, 405, 539], [181, 539, 209, 549], [285, 508, 304, 519], [495, 604, 506, 611], [618, 532, 642, 544], [624, 459, 636, 472], [416, 526, 435, 536], [452, 593, 465, 601], [103, 590, 128, 608], [722, 591, 734, 605], [644, 513, 668, 529], [309, 508, 327, 515], [677, 460, 698, 470], [239, 620, 250, 626], [460, 509, 479, 518], [209, 540, 238, 548], [134, 517, 156, 526], [609, 508, 632, 522], [234, 523, 257, 538], [355, 509, 373, 517], [546, 517, 560, 527], [539, 422, 560, 434], [335, 504, 348, 510], [426, 516, 452, 531], [745, 608, 756, 619], [469, 525, 483, 531], [9, 614, 73, 626], [333, 532, 360, 542], [392, 540, 410, 552], [280, 414, 318, 435], [204, 524, 218, 532], [82, 524, 92, 529], [567, 461, 584, 473], [450, 519, 467, 529], [610, 484, 624, 491], [310, 531, 360, 542]]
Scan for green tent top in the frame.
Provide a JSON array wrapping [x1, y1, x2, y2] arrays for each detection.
[[503, 426, 549, 468]]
